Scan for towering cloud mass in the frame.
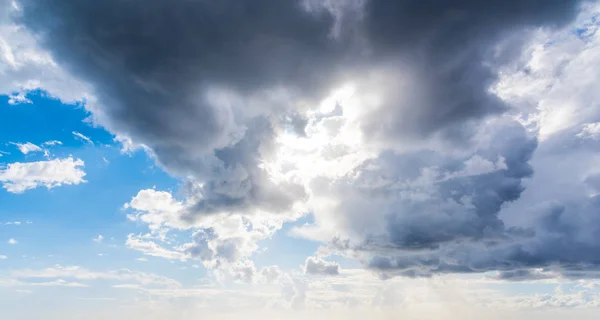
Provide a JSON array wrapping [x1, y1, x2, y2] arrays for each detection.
[[12, 0, 600, 279]]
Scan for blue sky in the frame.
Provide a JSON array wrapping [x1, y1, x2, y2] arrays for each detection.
[[2, 1, 600, 319]]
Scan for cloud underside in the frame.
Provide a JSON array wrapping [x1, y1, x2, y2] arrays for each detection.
[[6, 0, 600, 279]]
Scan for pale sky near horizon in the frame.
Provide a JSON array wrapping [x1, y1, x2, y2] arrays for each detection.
[[2, 0, 600, 319]]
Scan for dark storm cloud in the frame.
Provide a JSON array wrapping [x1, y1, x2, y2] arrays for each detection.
[[16, 0, 586, 158], [359, 0, 585, 144], [17, 0, 338, 214], [16, 0, 346, 154], [363, 194, 600, 279]]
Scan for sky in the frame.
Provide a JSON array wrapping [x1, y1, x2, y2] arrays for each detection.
[[1, 0, 600, 319]]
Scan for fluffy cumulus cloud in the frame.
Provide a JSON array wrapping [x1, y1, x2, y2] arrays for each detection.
[[4, 0, 600, 283], [0, 157, 86, 193], [124, 188, 299, 282]]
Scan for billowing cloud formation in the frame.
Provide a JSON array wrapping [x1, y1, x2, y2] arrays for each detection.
[[124, 188, 300, 282], [15, 0, 584, 216], [0, 157, 86, 193], [11, 0, 600, 280]]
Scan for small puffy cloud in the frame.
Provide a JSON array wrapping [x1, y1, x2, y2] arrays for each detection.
[[93, 235, 103, 243], [10, 142, 41, 154], [7, 91, 31, 105], [0, 157, 86, 193], [72, 131, 93, 145], [304, 257, 340, 276], [124, 188, 187, 231], [0, 255, 7, 259], [7, 238, 17, 245]]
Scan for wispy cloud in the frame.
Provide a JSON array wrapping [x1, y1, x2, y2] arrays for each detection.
[[72, 131, 93, 145], [42, 140, 62, 146], [9, 142, 42, 155]]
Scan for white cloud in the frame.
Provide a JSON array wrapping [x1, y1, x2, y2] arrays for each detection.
[[494, 4, 600, 139], [126, 234, 188, 261], [578, 122, 600, 140], [0, 254, 7, 259], [7, 238, 17, 245], [72, 131, 93, 145], [27, 279, 88, 288], [0, 0, 91, 104], [93, 235, 103, 243], [7, 91, 31, 104], [124, 189, 188, 231], [114, 134, 148, 154], [123, 188, 304, 283], [10, 265, 181, 289], [10, 142, 41, 154], [0, 157, 86, 193], [42, 140, 62, 146]]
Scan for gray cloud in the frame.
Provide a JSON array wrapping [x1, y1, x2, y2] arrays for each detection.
[[13, 0, 593, 279], [324, 120, 535, 249], [16, 0, 584, 173], [489, 269, 554, 281], [304, 256, 340, 276], [337, 124, 600, 279], [357, 0, 584, 146]]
